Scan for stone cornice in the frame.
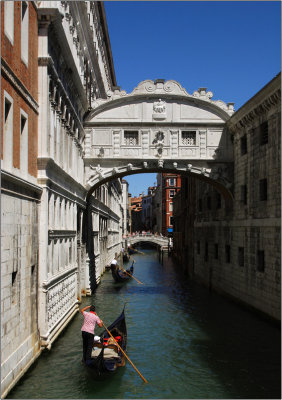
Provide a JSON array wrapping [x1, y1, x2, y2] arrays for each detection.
[[37, 157, 87, 205], [89, 197, 120, 223], [1, 58, 39, 113], [71, 1, 108, 98], [96, 2, 117, 88], [227, 73, 281, 132], [41, 265, 78, 290], [39, 55, 85, 145], [1, 169, 42, 200], [48, 230, 77, 240]]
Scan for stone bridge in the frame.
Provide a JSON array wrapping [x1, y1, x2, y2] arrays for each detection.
[[126, 233, 171, 250], [84, 79, 235, 199]]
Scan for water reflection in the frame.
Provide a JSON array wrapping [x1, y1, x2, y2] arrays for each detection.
[[7, 248, 281, 399]]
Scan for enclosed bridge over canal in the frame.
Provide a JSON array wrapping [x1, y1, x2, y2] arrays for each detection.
[[83, 79, 235, 199]]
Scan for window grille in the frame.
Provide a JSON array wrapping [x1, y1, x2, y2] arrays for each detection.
[[238, 247, 244, 267], [216, 192, 221, 209], [259, 179, 267, 201], [198, 199, 202, 212], [205, 242, 208, 262], [240, 135, 247, 155], [257, 250, 265, 272], [124, 131, 139, 146], [260, 121, 268, 145], [181, 131, 196, 146], [225, 245, 231, 263], [240, 185, 247, 205], [214, 243, 219, 259]]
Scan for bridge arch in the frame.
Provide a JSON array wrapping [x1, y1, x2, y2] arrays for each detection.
[[83, 79, 235, 200], [85, 166, 233, 202]]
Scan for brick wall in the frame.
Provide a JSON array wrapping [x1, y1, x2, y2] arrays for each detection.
[[1, 1, 38, 177]]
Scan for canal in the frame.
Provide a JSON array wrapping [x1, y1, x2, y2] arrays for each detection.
[[7, 248, 281, 399]]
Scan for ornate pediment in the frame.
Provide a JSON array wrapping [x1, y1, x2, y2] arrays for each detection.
[[86, 79, 235, 121]]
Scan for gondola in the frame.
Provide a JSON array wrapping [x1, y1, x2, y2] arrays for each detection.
[[123, 252, 130, 262], [110, 261, 134, 283], [84, 309, 127, 377]]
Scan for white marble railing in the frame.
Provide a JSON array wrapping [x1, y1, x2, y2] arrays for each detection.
[[46, 271, 77, 331], [127, 233, 170, 247]]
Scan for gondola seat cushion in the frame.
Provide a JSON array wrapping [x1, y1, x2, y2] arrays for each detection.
[[91, 347, 120, 359]]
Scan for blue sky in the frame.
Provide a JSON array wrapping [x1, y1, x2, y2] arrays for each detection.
[[104, 1, 281, 196]]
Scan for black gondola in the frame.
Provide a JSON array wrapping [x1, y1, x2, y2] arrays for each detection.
[[110, 261, 134, 283], [84, 309, 127, 377], [123, 252, 130, 262]]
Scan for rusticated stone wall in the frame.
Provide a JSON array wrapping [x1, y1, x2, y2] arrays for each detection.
[[173, 73, 281, 322]]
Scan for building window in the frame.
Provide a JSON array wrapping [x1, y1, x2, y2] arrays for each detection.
[[4, 1, 14, 44], [168, 178, 176, 186], [169, 190, 175, 198], [3, 93, 13, 169], [169, 216, 174, 226], [216, 192, 221, 209], [21, 1, 29, 66], [198, 198, 202, 212], [181, 131, 196, 146], [225, 245, 231, 263], [31, 264, 36, 291], [207, 196, 211, 210], [197, 241, 200, 255], [169, 202, 173, 212], [12, 271, 18, 304], [214, 243, 219, 259], [240, 185, 247, 205], [260, 121, 268, 145], [69, 244, 72, 264], [259, 179, 267, 201], [257, 250, 265, 272], [238, 247, 244, 267], [20, 110, 28, 173], [240, 135, 247, 155], [204, 242, 208, 262], [124, 131, 139, 146]]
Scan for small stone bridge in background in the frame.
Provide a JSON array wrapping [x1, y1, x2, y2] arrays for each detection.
[[126, 233, 171, 251]]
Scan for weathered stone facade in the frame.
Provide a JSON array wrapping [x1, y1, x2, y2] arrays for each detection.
[[1, 2, 42, 397], [173, 73, 281, 322], [1, 2, 122, 397], [36, 1, 121, 352]]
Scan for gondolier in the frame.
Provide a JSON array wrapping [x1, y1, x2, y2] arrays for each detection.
[[110, 256, 118, 270], [80, 305, 103, 363]]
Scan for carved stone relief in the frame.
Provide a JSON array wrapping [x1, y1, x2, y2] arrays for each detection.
[[153, 99, 166, 120]]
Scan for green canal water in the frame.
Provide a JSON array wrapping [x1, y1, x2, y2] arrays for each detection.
[[7, 248, 281, 399]]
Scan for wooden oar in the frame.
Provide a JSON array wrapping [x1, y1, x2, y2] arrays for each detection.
[[101, 322, 148, 384], [129, 247, 145, 255], [135, 249, 145, 255], [121, 267, 144, 285]]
